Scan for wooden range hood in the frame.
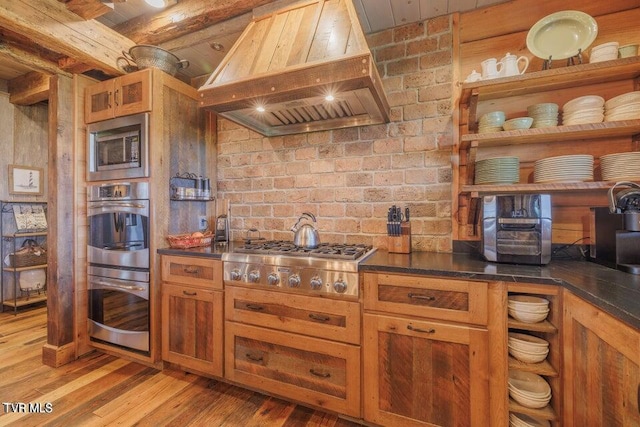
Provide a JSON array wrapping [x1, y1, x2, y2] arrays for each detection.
[[197, 0, 390, 137]]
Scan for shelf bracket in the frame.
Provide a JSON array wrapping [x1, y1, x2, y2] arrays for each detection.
[[468, 89, 479, 133]]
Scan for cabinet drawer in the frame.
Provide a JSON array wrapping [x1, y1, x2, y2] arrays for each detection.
[[225, 322, 361, 417], [225, 286, 360, 344], [363, 272, 488, 325], [161, 256, 221, 289]]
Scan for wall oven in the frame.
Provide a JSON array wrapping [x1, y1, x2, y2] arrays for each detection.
[[87, 181, 150, 353], [87, 112, 149, 182]]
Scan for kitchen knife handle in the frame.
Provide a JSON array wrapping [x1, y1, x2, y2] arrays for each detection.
[[407, 324, 436, 334], [408, 292, 435, 301]]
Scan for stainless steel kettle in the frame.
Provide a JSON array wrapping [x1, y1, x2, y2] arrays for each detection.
[[291, 212, 320, 248]]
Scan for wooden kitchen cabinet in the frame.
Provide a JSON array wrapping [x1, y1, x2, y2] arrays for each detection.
[[85, 68, 152, 123], [362, 272, 491, 426], [161, 256, 223, 377], [563, 290, 640, 426]]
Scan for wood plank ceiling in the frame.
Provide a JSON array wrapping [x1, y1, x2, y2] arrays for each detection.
[[0, 0, 507, 87]]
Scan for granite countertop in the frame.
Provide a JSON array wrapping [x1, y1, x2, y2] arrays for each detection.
[[158, 244, 640, 330]]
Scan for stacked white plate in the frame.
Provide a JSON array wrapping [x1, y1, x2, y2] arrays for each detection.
[[508, 332, 550, 363], [562, 95, 605, 125], [508, 295, 550, 323], [475, 157, 520, 184], [510, 412, 551, 427], [534, 154, 593, 183], [528, 103, 559, 128], [508, 370, 552, 409], [604, 91, 640, 122], [600, 151, 640, 181], [478, 111, 506, 133]]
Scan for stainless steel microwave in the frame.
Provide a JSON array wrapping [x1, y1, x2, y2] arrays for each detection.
[[87, 113, 149, 182]]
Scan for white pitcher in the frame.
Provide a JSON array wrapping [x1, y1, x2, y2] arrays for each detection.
[[481, 58, 502, 80], [499, 53, 529, 77]]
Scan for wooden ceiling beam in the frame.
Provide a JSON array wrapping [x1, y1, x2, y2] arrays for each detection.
[[63, 0, 113, 20], [112, 0, 275, 46], [8, 71, 51, 105], [0, 0, 135, 77], [0, 42, 72, 77]]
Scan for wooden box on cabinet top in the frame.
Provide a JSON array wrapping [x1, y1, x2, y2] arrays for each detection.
[[363, 272, 489, 325]]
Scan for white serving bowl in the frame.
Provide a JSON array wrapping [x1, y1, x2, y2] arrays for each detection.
[[509, 295, 550, 307], [508, 345, 549, 364], [510, 412, 551, 427], [503, 117, 534, 131], [509, 370, 551, 396], [605, 91, 640, 110], [508, 332, 549, 350], [590, 42, 619, 63], [508, 307, 549, 323], [563, 95, 605, 112], [509, 388, 551, 409]]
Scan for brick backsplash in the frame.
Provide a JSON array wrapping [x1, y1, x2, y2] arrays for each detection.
[[216, 15, 454, 252]]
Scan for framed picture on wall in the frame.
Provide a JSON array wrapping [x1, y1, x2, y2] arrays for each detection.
[[8, 165, 44, 196]]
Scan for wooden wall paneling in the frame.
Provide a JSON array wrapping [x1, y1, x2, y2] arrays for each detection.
[[487, 281, 508, 426], [459, 0, 640, 44], [43, 74, 76, 367]]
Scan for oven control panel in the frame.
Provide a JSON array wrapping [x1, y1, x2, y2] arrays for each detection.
[[224, 263, 359, 298]]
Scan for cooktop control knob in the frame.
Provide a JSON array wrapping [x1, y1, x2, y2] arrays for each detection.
[[288, 274, 301, 288], [267, 272, 279, 286], [333, 279, 347, 294], [310, 276, 323, 290], [230, 269, 242, 281], [248, 270, 260, 283]]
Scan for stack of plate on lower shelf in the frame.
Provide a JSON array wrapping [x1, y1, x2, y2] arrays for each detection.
[[534, 154, 593, 183], [508, 332, 550, 363], [508, 370, 552, 409], [562, 95, 605, 125], [478, 111, 506, 133], [604, 91, 640, 122], [528, 103, 559, 128], [600, 151, 640, 181], [508, 295, 550, 323], [475, 156, 520, 184], [510, 412, 551, 427]]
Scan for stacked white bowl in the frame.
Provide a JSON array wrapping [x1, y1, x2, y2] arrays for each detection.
[[508, 332, 549, 363], [508, 370, 552, 409], [589, 42, 619, 63], [527, 103, 559, 128], [604, 91, 640, 121], [600, 151, 640, 181], [478, 111, 506, 133], [508, 295, 550, 323], [562, 95, 605, 125], [510, 412, 551, 427], [503, 117, 534, 131]]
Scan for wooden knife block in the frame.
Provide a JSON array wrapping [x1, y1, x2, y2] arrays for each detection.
[[388, 222, 411, 254]]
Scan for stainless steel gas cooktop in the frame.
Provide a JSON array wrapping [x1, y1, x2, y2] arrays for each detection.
[[222, 241, 376, 298]]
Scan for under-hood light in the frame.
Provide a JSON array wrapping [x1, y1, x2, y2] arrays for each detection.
[[325, 94, 335, 102], [256, 106, 266, 113]]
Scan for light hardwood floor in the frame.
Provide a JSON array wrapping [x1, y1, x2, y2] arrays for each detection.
[[0, 305, 362, 426]]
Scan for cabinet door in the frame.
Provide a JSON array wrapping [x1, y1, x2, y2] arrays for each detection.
[[225, 322, 361, 417], [363, 313, 490, 426], [114, 69, 152, 118], [563, 291, 640, 426], [85, 79, 116, 123], [161, 256, 222, 290], [161, 283, 223, 377]]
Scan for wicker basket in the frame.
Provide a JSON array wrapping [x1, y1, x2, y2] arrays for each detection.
[[166, 231, 213, 249], [9, 250, 47, 268]]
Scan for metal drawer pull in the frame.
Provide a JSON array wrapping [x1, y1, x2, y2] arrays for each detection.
[[308, 313, 330, 322], [183, 267, 200, 274], [245, 304, 264, 311], [408, 293, 435, 301], [309, 369, 331, 378], [245, 353, 263, 362], [407, 324, 435, 334], [182, 290, 197, 296]]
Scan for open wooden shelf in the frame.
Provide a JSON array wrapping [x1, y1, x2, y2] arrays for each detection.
[[461, 181, 615, 197], [508, 356, 558, 377], [460, 55, 640, 103], [2, 293, 47, 308], [460, 119, 640, 150], [508, 317, 557, 334]]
